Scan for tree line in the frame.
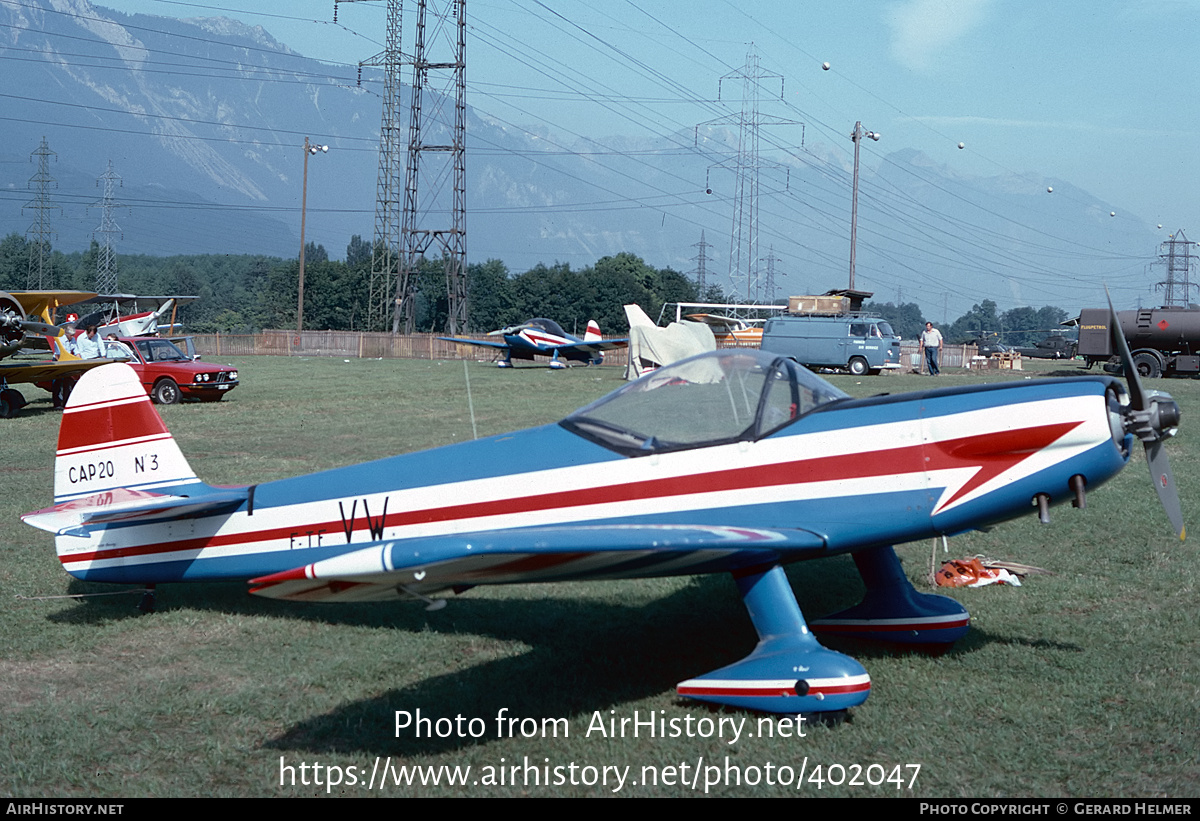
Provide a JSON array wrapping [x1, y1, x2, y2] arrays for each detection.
[[0, 233, 727, 334], [866, 299, 1069, 347], [1, 232, 1067, 343]]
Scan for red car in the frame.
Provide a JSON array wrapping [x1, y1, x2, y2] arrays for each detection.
[[106, 336, 239, 404]]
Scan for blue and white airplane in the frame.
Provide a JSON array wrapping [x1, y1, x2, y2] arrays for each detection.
[[22, 309, 1183, 715], [441, 317, 627, 369]]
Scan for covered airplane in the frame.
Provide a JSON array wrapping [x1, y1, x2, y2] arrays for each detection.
[[623, 303, 715, 379], [22, 303, 1183, 715], [0, 290, 112, 418], [440, 318, 627, 369]]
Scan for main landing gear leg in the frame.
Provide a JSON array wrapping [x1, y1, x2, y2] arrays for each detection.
[[676, 564, 870, 714], [811, 546, 969, 646]]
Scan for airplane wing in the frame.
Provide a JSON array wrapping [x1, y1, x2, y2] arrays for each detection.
[[249, 523, 826, 603], [686, 313, 741, 329], [8, 291, 98, 317], [437, 336, 512, 351], [0, 357, 113, 385]]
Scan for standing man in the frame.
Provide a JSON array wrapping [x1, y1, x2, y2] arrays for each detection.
[[76, 324, 105, 360], [920, 321, 943, 376]]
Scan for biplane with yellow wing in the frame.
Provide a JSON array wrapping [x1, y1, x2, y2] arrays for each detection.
[[0, 291, 112, 417]]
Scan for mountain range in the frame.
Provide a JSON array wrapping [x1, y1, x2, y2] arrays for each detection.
[[0, 0, 1166, 319]]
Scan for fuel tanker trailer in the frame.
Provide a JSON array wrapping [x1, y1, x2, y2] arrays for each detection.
[[1077, 306, 1200, 378]]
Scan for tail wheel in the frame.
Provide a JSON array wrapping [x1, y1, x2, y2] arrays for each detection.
[[152, 378, 181, 405]]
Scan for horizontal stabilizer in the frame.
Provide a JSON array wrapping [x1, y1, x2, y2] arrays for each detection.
[[249, 523, 825, 603], [551, 338, 628, 353], [22, 486, 247, 536]]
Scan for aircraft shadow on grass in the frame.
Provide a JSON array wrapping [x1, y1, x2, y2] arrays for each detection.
[[55, 558, 1079, 757]]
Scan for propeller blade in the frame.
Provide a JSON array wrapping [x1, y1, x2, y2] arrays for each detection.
[[1105, 285, 1146, 410], [1145, 440, 1185, 541], [21, 320, 58, 335], [489, 323, 531, 337], [1105, 287, 1185, 539]]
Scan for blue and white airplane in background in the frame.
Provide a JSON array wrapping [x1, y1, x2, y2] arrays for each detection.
[[22, 306, 1183, 715], [441, 317, 627, 369]]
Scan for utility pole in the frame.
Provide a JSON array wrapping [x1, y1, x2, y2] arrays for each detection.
[[1154, 229, 1198, 308], [91, 161, 124, 294], [342, 0, 468, 334], [24, 137, 60, 289], [848, 121, 879, 292], [339, 0, 405, 333], [697, 46, 801, 303], [395, 0, 467, 334], [760, 246, 781, 304], [297, 137, 329, 331], [691, 230, 712, 294]]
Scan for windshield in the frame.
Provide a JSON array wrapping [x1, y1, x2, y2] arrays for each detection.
[[134, 338, 189, 362], [104, 341, 135, 360], [528, 318, 567, 336], [562, 349, 849, 456]]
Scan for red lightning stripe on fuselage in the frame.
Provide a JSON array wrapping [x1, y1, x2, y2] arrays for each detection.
[[62, 420, 1083, 567], [521, 331, 568, 347]]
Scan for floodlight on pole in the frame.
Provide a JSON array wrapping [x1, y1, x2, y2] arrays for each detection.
[[849, 121, 879, 291], [297, 137, 329, 332]]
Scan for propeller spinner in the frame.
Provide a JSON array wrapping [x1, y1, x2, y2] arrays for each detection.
[[1106, 288, 1185, 540]]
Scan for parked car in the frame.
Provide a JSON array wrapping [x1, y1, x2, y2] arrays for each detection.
[[105, 336, 238, 404]]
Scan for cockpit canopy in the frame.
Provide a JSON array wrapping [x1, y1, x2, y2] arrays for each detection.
[[527, 318, 567, 336], [562, 349, 849, 456]]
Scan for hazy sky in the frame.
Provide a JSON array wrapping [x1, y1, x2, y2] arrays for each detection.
[[90, 0, 1198, 234]]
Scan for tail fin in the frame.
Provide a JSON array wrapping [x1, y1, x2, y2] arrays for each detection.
[[53, 363, 200, 503], [584, 319, 602, 342], [623, 304, 655, 329]]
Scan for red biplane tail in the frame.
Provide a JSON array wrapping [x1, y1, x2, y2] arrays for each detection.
[[51, 362, 200, 504]]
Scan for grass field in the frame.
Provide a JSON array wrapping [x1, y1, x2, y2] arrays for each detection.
[[1, 356, 1197, 797]]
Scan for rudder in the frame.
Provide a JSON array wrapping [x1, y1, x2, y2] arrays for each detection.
[[54, 363, 200, 502]]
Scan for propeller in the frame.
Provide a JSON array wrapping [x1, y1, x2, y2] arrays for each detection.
[[0, 310, 67, 337], [488, 322, 533, 337], [1106, 287, 1185, 540]]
